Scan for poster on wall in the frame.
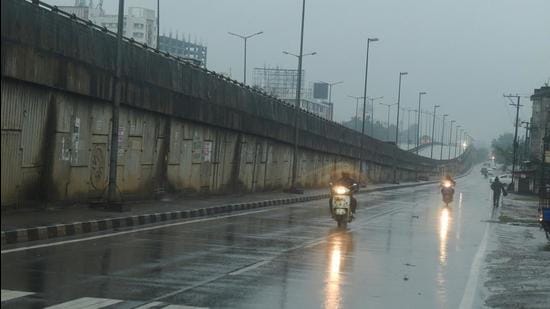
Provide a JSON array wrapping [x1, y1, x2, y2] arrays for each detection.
[[202, 141, 213, 162]]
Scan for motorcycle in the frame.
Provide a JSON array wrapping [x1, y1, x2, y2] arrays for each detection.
[[329, 183, 358, 228], [440, 180, 455, 206]]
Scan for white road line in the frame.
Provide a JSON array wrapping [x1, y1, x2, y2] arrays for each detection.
[[459, 221, 490, 309], [45, 297, 122, 309], [1, 289, 34, 302], [229, 260, 272, 276], [133, 301, 165, 308], [1, 209, 273, 254], [163, 305, 209, 309]]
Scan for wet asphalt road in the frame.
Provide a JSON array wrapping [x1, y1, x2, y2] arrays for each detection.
[[1, 171, 493, 309]]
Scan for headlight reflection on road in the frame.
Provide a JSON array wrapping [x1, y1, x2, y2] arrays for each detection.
[[439, 207, 451, 265], [325, 234, 344, 309]]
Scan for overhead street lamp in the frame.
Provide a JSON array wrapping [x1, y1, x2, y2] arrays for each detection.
[[439, 114, 449, 160], [320, 80, 343, 120], [430, 105, 440, 159], [348, 95, 365, 130], [380, 101, 397, 141], [395, 72, 408, 145], [228, 31, 264, 85], [416, 91, 427, 154], [454, 125, 461, 158], [288, 0, 308, 191], [359, 37, 379, 181], [448, 120, 456, 159], [367, 96, 383, 135]]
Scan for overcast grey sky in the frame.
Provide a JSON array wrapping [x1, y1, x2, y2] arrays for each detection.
[[51, 0, 550, 146]]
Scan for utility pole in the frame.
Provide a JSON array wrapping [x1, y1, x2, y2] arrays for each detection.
[[504, 94, 522, 189], [156, 0, 160, 49], [430, 105, 440, 159], [406, 108, 412, 150], [108, 0, 125, 205]]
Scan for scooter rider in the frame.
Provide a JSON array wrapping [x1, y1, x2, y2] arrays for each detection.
[[330, 172, 358, 215], [442, 174, 456, 187]]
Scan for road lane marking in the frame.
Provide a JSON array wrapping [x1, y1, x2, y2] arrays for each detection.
[[229, 259, 272, 276], [45, 297, 122, 308], [1, 289, 34, 302], [459, 221, 490, 309], [133, 301, 165, 308], [1, 197, 397, 255], [1, 209, 274, 254]]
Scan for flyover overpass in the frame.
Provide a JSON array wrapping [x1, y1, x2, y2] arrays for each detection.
[[0, 0, 472, 207]]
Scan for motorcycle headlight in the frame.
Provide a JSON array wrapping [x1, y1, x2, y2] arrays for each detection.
[[333, 186, 350, 195], [442, 181, 452, 188]]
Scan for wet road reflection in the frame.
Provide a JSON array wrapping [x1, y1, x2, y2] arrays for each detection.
[[1, 171, 493, 308], [439, 207, 451, 265], [324, 231, 354, 309]]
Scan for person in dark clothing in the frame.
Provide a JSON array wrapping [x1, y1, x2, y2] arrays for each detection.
[[490, 177, 507, 207], [330, 172, 358, 215]]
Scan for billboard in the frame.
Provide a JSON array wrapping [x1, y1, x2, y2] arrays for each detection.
[[313, 82, 329, 100]]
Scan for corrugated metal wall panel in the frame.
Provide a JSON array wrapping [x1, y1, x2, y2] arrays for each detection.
[[1, 80, 24, 130], [1, 131, 22, 205], [21, 88, 49, 166]]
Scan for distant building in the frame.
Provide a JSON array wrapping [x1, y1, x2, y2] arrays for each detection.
[[94, 7, 157, 47], [158, 34, 207, 67], [59, 1, 157, 47], [529, 85, 550, 161]]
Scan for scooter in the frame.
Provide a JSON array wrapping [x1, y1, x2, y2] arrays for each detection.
[[329, 183, 358, 228], [441, 180, 455, 206]]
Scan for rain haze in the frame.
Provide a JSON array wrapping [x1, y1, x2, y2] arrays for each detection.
[[3, 0, 550, 308], [50, 0, 550, 145]]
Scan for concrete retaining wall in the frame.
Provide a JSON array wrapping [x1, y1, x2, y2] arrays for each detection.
[[0, 0, 468, 207]]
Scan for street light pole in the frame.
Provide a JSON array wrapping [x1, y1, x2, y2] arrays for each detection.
[[108, 0, 125, 204], [348, 95, 364, 131], [380, 102, 397, 141], [367, 96, 383, 136], [395, 72, 408, 145], [416, 92, 427, 153], [448, 120, 455, 159], [430, 105, 440, 159], [228, 31, 264, 85], [440, 114, 448, 160], [290, 0, 306, 189], [454, 125, 461, 158], [156, 0, 160, 49], [324, 81, 343, 121]]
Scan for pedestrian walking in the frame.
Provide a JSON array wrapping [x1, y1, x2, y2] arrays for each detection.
[[490, 176, 507, 207]]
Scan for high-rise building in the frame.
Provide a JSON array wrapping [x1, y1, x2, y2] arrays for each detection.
[[158, 34, 207, 67], [59, 1, 157, 47]]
